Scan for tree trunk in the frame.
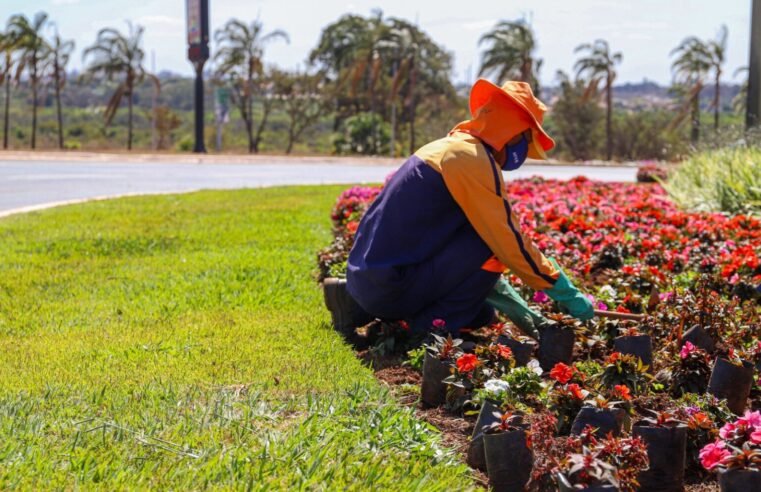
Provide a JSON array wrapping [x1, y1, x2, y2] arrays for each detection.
[[245, 113, 255, 153], [55, 63, 64, 150], [248, 79, 257, 153], [253, 99, 273, 154], [31, 59, 38, 150], [605, 74, 612, 161], [127, 86, 133, 151], [3, 76, 10, 150], [714, 71, 720, 131], [286, 127, 295, 154]]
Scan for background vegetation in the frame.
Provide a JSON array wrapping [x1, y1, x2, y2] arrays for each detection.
[[0, 10, 753, 161]]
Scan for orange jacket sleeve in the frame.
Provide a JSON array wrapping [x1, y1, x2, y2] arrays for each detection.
[[439, 144, 559, 290]]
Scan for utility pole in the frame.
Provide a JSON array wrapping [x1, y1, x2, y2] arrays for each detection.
[[747, 0, 761, 128], [186, 0, 209, 153]]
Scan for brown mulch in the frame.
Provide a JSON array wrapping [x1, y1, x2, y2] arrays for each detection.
[[685, 483, 719, 492], [375, 365, 421, 386], [355, 350, 405, 371]]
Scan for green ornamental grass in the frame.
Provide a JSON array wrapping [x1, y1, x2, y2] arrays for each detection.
[[0, 186, 476, 490], [664, 147, 761, 214]]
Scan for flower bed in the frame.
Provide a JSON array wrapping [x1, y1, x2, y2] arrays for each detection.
[[318, 177, 760, 491]]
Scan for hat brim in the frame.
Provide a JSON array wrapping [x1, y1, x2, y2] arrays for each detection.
[[470, 79, 555, 159]]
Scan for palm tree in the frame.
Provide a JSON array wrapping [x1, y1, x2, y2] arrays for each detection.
[[82, 22, 152, 150], [214, 19, 289, 153], [574, 40, 622, 161], [379, 18, 453, 154], [670, 37, 711, 143], [308, 14, 372, 130], [48, 30, 74, 149], [478, 19, 542, 96], [8, 12, 49, 149], [706, 25, 728, 131], [0, 29, 20, 150]]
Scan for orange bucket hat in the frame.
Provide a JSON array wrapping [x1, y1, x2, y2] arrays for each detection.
[[452, 79, 555, 159]]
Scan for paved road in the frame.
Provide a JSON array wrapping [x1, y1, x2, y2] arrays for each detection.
[[0, 158, 637, 217]]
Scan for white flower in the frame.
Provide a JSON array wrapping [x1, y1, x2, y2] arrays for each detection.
[[527, 359, 544, 376], [484, 379, 510, 394], [599, 285, 617, 299]]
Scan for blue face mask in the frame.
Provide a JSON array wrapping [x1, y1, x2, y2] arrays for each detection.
[[502, 134, 529, 171]]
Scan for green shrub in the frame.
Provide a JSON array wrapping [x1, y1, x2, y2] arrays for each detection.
[[664, 147, 761, 214], [176, 135, 193, 152], [333, 112, 390, 155]]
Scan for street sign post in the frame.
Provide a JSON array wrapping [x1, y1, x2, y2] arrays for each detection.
[[186, 0, 209, 153]]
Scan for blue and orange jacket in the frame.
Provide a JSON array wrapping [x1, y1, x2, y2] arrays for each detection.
[[346, 130, 559, 319]]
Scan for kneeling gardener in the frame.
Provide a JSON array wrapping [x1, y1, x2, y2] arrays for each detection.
[[346, 79, 593, 337]]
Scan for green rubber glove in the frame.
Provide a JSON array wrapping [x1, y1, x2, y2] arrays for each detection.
[[544, 258, 594, 321], [486, 276, 550, 340]]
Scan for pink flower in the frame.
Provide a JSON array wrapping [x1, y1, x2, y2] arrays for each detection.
[[742, 410, 761, 429], [680, 341, 696, 359], [595, 301, 608, 311], [432, 319, 446, 329], [659, 292, 674, 302], [532, 291, 549, 303], [719, 421, 738, 440], [699, 441, 731, 470], [750, 429, 761, 445]]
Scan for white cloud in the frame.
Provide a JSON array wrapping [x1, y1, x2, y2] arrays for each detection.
[[137, 15, 184, 28], [462, 19, 494, 31], [51, 0, 80, 5]]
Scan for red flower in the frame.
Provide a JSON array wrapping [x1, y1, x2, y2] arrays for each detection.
[[495, 344, 513, 360], [456, 353, 480, 373], [613, 385, 632, 401], [606, 352, 621, 364], [567, 383, 586, 400], [550, 362, 575, 384]]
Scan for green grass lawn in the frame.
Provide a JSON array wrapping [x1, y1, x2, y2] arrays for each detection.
[[0, 186, 475, 490]]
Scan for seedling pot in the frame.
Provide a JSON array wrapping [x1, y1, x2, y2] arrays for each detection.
[[496, 334, 537, 367], [557, 473, 618, 491], [466, 400, 502, 471], [322, 278, 372, 335], [718, 469, 761, 492], [570, 406, 625, 437], [420, 351, 452, 407], [680, 324, 715, 353], [613, 334, 653, 369], [632, 423, 687, 492], [538, 324, 575, 371], [707, 357, 754, 415], [483, 429, 533, 492]]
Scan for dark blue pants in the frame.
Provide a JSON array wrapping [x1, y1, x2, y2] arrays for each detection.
[[348, 228, 500, 336]]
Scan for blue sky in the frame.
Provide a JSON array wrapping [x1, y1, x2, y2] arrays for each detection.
[[3, 0, 753, 86]]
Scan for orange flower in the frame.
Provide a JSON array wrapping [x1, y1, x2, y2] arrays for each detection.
[[456, 353, 480, 373], [613, 384, 632, 401], [550, 362, 575, 384], [495, 344, 513, 360]]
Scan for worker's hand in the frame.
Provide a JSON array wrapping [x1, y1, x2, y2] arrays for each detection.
[[544, 258, 594, 321], [486, 276, 549, 339]]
